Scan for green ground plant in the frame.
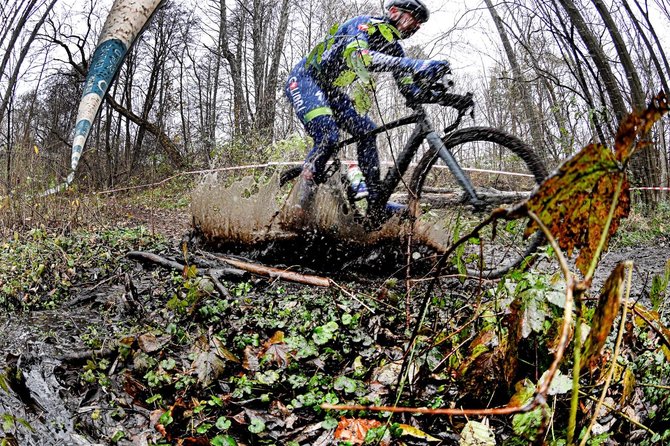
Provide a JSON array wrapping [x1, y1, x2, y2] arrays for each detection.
[[0, 226, 165, 308]]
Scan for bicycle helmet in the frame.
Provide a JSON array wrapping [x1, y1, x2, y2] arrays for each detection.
[[385, 0, 430, 23]]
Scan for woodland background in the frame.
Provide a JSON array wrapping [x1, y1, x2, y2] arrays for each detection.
[[1, 0, 669, 204]]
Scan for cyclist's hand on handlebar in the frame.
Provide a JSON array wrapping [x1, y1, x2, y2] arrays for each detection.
[[413, 60, 451, 84], [400, 83, 424, 107]]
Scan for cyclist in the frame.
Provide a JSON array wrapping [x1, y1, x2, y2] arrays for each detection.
[[285, 0, 451, 220]]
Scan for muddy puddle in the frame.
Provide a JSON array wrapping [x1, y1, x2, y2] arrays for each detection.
[[1, 309, 100, 444], [0, 281, 155, 445]]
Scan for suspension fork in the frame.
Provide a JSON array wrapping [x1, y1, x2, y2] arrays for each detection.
[[424, 130, 480, 204]]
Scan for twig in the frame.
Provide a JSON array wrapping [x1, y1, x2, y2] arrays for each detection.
[[127, 251, 247, 280], [330, 280, 376, 313], [205, 252, 331, 287], [630, 303, 670, 351], [58, 342, 119, 364], [526, 211, 575, 398], [579, 392, 656, 436], [321, 402, 531, 416], [208, 269, 232, 299]]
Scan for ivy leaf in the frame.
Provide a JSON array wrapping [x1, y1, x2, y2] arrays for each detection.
[[377, 23, 400, 42], [522, 143, 630, 275], [313, 321, 339, 345], [211, 435, 237, 446], [334, 375, 358, 393], [216, 416, 232, 431], [334, 70, 357, 87], [248, 417, 266, 434], [581, 262, 626, 370], [512, 409, 544, 440]]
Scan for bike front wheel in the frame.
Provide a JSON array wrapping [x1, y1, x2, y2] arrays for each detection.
[[409, 127, 549, 279]]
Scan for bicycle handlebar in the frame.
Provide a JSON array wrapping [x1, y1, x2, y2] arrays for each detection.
[[408, 78, 475, 114]]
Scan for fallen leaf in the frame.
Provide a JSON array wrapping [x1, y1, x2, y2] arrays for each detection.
[[395, 423, 441, 442], [460, 419, 496, 446], [620, 367, 636, 408], [178, 437, 210, 446], [242, 345, 260, 371], [581, 262, 626, 370], [334, 417, 385, 445], [138, 333, 166, 353], [190, 336, 228, 387]]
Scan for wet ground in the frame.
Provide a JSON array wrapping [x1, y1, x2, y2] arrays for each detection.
[[1, 200, 668, 444]]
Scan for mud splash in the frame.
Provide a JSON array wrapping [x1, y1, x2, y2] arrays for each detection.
[[189, 173, 453, 274]]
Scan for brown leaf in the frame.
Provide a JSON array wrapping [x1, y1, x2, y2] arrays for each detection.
[[123, 370, 148, 403], [262, 330, 285, 348], [615, 92, 669, 162], [190, 336, 229, 387], [580, 262, 626, 370], [524, 143, 630, 275], [334, 417, 385, 445], [242, 345, 260, 371], [260, 331, 290, 367], [457, 305, 520, 401], [632, 303, 670, 360], [619, 367, 636, 408], [178, 437, 210, 446], [265, 343, 290, 368], [138, 333, 166, 353], [522, 96, 668, 275]]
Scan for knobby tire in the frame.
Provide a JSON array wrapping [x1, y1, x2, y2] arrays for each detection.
[[409, 126, 549, 279]]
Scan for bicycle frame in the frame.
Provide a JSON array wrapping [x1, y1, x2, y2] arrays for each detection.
[[372, 105, 481, 212], [281, 91, 481, 218]]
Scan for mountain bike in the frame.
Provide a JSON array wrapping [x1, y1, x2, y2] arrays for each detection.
[[280, 78, 549, 278]]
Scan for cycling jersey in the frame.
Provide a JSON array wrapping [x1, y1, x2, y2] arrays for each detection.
[[285, 15, 423, 202]]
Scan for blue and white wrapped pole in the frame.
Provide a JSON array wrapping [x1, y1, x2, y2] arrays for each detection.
[[46, 0, 163, 194]]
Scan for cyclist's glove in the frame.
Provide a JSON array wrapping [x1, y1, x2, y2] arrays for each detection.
[[413, 60, 451, 84], [399, 82, 424, 106]]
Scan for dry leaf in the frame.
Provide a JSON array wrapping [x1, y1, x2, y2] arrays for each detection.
[[395, 423, 441, 442], [580, 262, 626, 370], [523, 143, 629, 275], [334, 417, 386, 445], [521, 93, 668, 275], [460, 419, 496, 446], [615, 92, 669, 162]]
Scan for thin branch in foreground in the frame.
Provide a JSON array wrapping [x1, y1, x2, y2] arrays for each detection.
[[203, 252, 331, 287]]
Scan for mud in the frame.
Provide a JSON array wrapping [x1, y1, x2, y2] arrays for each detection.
[[2, 175, 669, 444], [592, 236, 670, 300]]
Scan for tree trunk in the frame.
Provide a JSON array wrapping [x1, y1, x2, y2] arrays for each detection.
[[556, 0, 629, 122], [592, 0, 660, 207], [0, 0, 56, 127], [483, 0, 547, 157]]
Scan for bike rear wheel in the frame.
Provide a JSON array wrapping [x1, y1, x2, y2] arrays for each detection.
[[409, 127, 548, 279]]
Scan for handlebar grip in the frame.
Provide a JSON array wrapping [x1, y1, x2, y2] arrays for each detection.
[[440, 92, 474, 112]]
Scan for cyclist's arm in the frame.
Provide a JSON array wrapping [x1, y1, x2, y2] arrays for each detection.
[[349, 43, 431, 76]]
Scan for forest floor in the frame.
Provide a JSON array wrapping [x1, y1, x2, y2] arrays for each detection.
[[1, 183, 670, 446]]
